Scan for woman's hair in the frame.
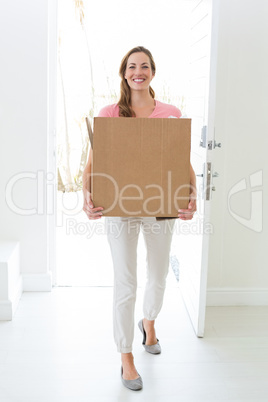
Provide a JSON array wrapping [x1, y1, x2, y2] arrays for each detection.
[[118, 46, 156, 117]]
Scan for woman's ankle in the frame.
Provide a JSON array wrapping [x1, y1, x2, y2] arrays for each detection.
[[143, 318, 158, 345], [121, 353, 139, 380], [121, 352, 133, 363]]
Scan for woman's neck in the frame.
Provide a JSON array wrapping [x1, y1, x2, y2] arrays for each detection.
[[130, 90, 155, 109]]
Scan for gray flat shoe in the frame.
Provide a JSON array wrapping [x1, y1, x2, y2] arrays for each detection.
[[138, 319, 162, 354], [121, 367, 143, 391]]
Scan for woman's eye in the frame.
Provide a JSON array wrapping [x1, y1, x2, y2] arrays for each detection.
[[129, 66, 135, 69], [143, 66, 149, 69]]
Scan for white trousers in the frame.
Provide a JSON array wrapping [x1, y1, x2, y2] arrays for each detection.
[[106, 217, 175, 353]]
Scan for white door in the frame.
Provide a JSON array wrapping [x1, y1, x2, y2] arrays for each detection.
[[171, 0, 220, 337]]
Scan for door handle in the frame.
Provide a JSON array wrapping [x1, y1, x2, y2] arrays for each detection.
[[214, 141, 221, 148], [197, 164, 218, 200], [208, 140, 222, 150], [197, 171, 219, 178], [206, 162, 212, 200]]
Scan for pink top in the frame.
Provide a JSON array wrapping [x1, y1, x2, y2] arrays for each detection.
[[98, 100, 182, 119]]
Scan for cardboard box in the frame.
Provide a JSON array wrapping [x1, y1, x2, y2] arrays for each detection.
[[91, 117, 191, 217]]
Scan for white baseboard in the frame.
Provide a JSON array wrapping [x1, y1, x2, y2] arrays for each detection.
[[22, 272, 52, 291], [206, 288, 268, 306]]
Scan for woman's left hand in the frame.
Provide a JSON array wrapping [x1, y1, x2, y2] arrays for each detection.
[[178, 192, 197, 220]]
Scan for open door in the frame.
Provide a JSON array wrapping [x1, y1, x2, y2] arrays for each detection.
[[171, 0, 220, 337]]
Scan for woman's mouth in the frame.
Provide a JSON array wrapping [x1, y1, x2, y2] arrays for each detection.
[[133, 78, 145, 83]]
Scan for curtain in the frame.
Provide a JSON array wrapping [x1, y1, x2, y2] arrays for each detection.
[[57, 0, 93, 192], [57, 0, 188, 192]]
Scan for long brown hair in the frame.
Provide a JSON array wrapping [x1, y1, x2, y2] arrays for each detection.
[[118, 46, 156, 117]]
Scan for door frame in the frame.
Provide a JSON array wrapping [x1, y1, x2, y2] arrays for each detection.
[[47, 0, 58, 286], [175, 0, 221, 337], [196, 0, 220, 335], [47, 0, 221, 297]]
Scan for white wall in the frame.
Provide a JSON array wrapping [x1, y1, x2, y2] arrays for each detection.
[[0, 0, 54, 289], [207, 0, 268, 305]]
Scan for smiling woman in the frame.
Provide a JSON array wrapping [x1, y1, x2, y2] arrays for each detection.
[[82, 44, 197, 390]]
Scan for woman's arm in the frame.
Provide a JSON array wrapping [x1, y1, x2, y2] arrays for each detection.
[[178, 163, 197, 220], [82, 148, 103, 220]]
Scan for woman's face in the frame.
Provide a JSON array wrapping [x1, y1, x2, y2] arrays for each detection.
[[124, 52, 155, 91]]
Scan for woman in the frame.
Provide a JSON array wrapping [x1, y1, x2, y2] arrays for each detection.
[[82, 46, 197, 391]]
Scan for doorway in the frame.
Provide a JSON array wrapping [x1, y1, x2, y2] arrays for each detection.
[[54, 0, 218, 337]]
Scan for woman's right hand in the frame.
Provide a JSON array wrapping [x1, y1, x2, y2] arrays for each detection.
[[83, 188, 104, 220]]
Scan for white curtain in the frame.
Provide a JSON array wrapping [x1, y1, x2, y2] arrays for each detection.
[[57, 0, 93, 192], [57, 0, 189, 192]]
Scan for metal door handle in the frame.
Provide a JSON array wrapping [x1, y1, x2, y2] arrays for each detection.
[[208, 140, 222, 150], [206, 162, 212, 200]]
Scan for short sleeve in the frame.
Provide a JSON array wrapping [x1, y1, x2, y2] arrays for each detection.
[[98, 105, 113, 117], [169, 105, 182, 118], [151, 101, 182, 118], [97, 103, 119, 117]]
